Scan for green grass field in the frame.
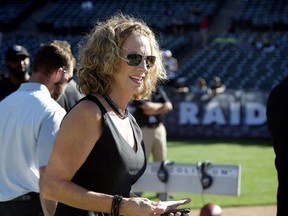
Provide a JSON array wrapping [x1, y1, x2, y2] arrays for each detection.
[[144, 138, 277, 210]]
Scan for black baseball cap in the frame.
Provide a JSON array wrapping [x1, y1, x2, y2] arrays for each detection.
[[5, 45, 29, 61]]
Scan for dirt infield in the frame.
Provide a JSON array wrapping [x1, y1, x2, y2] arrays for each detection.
[[190, 205, 276, 216]]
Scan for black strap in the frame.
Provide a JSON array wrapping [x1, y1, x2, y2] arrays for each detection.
[[80, 94, 107, 116]]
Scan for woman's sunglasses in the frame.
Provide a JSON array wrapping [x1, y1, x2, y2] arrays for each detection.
[[125, 53, 156, 68]]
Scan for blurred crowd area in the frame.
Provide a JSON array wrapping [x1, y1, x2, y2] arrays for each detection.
[[0, 0, 287, 93]]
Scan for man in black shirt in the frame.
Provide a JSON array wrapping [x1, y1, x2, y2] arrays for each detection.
[[132, 86, 173, 200], [0, 45, 30, 101], [266, 77, 288, 216], [57, 78, 84, 112], [133, 86, 173, 162]]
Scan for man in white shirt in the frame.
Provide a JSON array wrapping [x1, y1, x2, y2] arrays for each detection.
[[0, 40, 76, 216]]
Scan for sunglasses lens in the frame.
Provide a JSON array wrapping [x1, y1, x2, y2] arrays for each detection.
[[127, 54, 142, 66], [146, 56, 156, 67], [126, 54, 156, 68]]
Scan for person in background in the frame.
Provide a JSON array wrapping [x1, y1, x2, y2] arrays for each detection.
[[57, 41, 84, 111], [133, 85, 173, 162], [42, 14, 189, 216], [254, 33, 276, 53], [0, 45, 30, 101], [132, 85, 173, 200], [266, 76, 288, 216], [162, 49, 178, 87], [57, 77, 84, 111], [200, 16, 209, 47], [173, 77, 189, 94], [191, 77, 211, 96], [210, 76, 226, 94], [0, 40, 75, 216]]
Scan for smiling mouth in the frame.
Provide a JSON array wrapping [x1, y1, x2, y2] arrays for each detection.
[[130, 75, 143, 84]]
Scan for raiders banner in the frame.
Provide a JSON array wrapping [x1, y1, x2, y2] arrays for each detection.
[[164, 89, 269, 139]]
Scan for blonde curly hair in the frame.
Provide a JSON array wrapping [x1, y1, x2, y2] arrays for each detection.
[[77, 13, 167, 99]]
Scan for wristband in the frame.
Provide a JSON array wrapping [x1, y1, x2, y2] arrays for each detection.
[[111, 194, 123, 216]]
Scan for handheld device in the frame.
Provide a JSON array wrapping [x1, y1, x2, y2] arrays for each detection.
[[160, 198, 191, 209]]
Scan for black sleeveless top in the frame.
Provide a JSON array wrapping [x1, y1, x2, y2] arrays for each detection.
[[55, 95, 147, 216]]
